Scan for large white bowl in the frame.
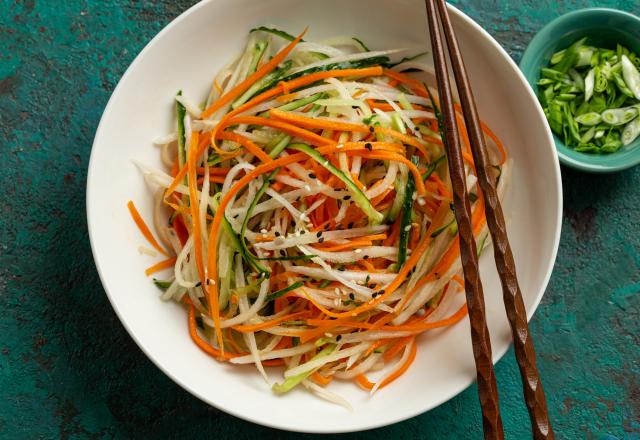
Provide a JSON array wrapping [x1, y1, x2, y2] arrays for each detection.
[[87, 0, 562, 433]]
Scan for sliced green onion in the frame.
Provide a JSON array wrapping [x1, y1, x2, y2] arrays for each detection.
[[272, 345, 335, 394], [622, 117, 640, 145], [575, 112, 602, 126], [601, 106, 638, 126], [622, 54, 640, 100], [265, 282, 304, 303]]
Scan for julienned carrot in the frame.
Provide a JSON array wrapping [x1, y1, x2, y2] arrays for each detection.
[[201, 29, 307, 119], [145, 256, 177, 276], [127, 200, 169, 257], [232, 310, 311, 333], [220, 115, 331, 146], [270, 108, 370, 133], [217, 131, 273, 164], [310, 371, 333, 386]]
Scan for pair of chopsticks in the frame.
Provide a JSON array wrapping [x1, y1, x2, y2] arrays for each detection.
[[423, 1, 554, 438]]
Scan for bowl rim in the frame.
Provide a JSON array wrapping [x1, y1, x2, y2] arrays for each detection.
[[86, 0, 563, 433], [519, 7, 640, 173]]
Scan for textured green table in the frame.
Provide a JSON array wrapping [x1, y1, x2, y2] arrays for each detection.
[[1, 0, 639, 438]]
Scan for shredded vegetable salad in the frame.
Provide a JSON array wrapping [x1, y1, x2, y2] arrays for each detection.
[[128, 27, 510, 408]]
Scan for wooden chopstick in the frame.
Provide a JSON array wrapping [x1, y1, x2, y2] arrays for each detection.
[[426, 1, 555, 439], [423, 1, 504, 438]]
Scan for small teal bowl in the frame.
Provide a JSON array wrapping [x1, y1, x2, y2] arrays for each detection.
[[520, 8, 640, 173]]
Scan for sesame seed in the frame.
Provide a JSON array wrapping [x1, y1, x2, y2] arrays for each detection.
[[300, 230, 306, 235], [318, 237, 325, 243], [347, 222, 354, 229], [304, 184, 311, 191], [368, 299, 374, 304], [262, 233, 268, 238], [280, 250, 286, 257], [336, 335, 342, 341], [365, 142, 373, 151], [372, 292, 378, 298], [299, 213, 306, 221], [334, 287, 340, 295], [309, 173, 316, 179], [343, 195, 351, 201], [412, 192, 418, 201], [295, 231, 300, 237], [336, 144, 344, 149], [369, 126, 374, 133], [349, 293, 355, 300], [356, 280, 364, 285], [416, 309, 426, 316], [404, 224, 412, 232], [325, 332, 334, 337], [316, 231, 322, 238], [260, 228, 268, 234], [337, 266, 345, 271], [363, 255, 369, 260], [354, 249, 362, 254], [417, 197, 426, 206], [233, 214, 239, 219], [369, 283, 376, 289], [324, 223, 331, 230], [275, 231, 281, 237]]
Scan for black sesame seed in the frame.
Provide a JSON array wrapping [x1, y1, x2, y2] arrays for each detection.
[[316, 231, 322, 238], [280, 250, 286, 257], [347, 222, 354, 229], [363, 255, 369, 260], [336, 334, 343, 341], [369, 283, 376, 289], [324, 223, 331, 230], [378, 289, 385, 296], [309, 173, 316, 179], [365, 142, 373, 151], [233, 214, 239, 219], [369, 126, 374, 133], [349, 293, 355, 300], [318, 237, 325, 243], [343, 195, 351, 201], [275, 231, 281, 237], [337, 266, 345, 271], [300, 230, 306, 235]]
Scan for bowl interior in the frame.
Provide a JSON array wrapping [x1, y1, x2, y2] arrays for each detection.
[[520, 8, 640, 172], [87, 0, 562, 433]]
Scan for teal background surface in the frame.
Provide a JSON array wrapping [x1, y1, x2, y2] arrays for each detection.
[[1, 1, 639, 438]]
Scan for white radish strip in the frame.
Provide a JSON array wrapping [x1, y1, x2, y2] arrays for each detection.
[[392, 61, 434, 76], [259, 335, 283, 353], [255, 225, 388, 250], [335, 353, 383, 379], [229, 343, 316, 364], [153, 132, 177, 146], [366, 162, 397, 198], [373, 108, 392, 122], [234, 255, 268, 383], [175, 94, 202, 118], [161, 278, 182, 302], [301, 380, 353, 411], [198, 149, 211, 261], [132, 161, 190, 195], [191, 119, 220, 132], [175, 236, 198, 288], [339, 330, 416, 343], [394, 266, 457, 324], [334, 201, 349, 223], [218, 278, 270, 328], [288, 49, 404, 75], [265, 188, 304, 220], [380, 109, 435, 120], [295, 246, 374, 295], [284, 343, 371, 378], [222, 162, 255, 193], [244, 84, 337, 115], [307, 246, 401, 263], [232, 129, 273, 144], [293, 42, 346, 57], [288, 263, 396, 286], [350, 155, 362, 177], [371, 339, 414, 394], [153, 188, 172, 250]]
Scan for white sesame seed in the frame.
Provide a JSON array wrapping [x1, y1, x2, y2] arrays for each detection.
[[334, 287, 340, 295], [356, 280, 364, 285], [404, 224, 412, 232], [354, 249, 362, 254], [417, 197, 426, 206], [336, 144, 344, 149], [295, 231, 301, 237], [299, 213, 306, 221], [416, 308, 426, 316], [388, 185, 395, 190], [304, 184, 311, 191], [412, 192, 418, 201], [325, 332, 334, 337], [260, 228, 268, 234]]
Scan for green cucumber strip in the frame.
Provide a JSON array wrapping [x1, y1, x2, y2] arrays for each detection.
[[272, 345, 335, 394], [176, 91, 187, 171], [265, 281, 304, 302], [247, 41, 269, 75], [397, 157, 418, 268], [250, 26, 297, 42], [287, 143, 384, 224], [153, 279, 172, 290]]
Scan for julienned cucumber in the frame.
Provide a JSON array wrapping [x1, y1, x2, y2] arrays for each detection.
[[287, 143, 384, 225]]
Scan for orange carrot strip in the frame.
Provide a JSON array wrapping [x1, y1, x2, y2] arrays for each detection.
[[186, 298, 240, 360], [270, 108, 370, 133], [232, 311, 310, 333], [201, 29, 307, 119], [144, 257, 177, 276], [217, 131, 273, 164], [127, 200, 169, 257], [310, 371, 333, 386]]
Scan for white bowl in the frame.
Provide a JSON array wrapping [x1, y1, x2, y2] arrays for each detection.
[[87, 0, 562, 433]]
